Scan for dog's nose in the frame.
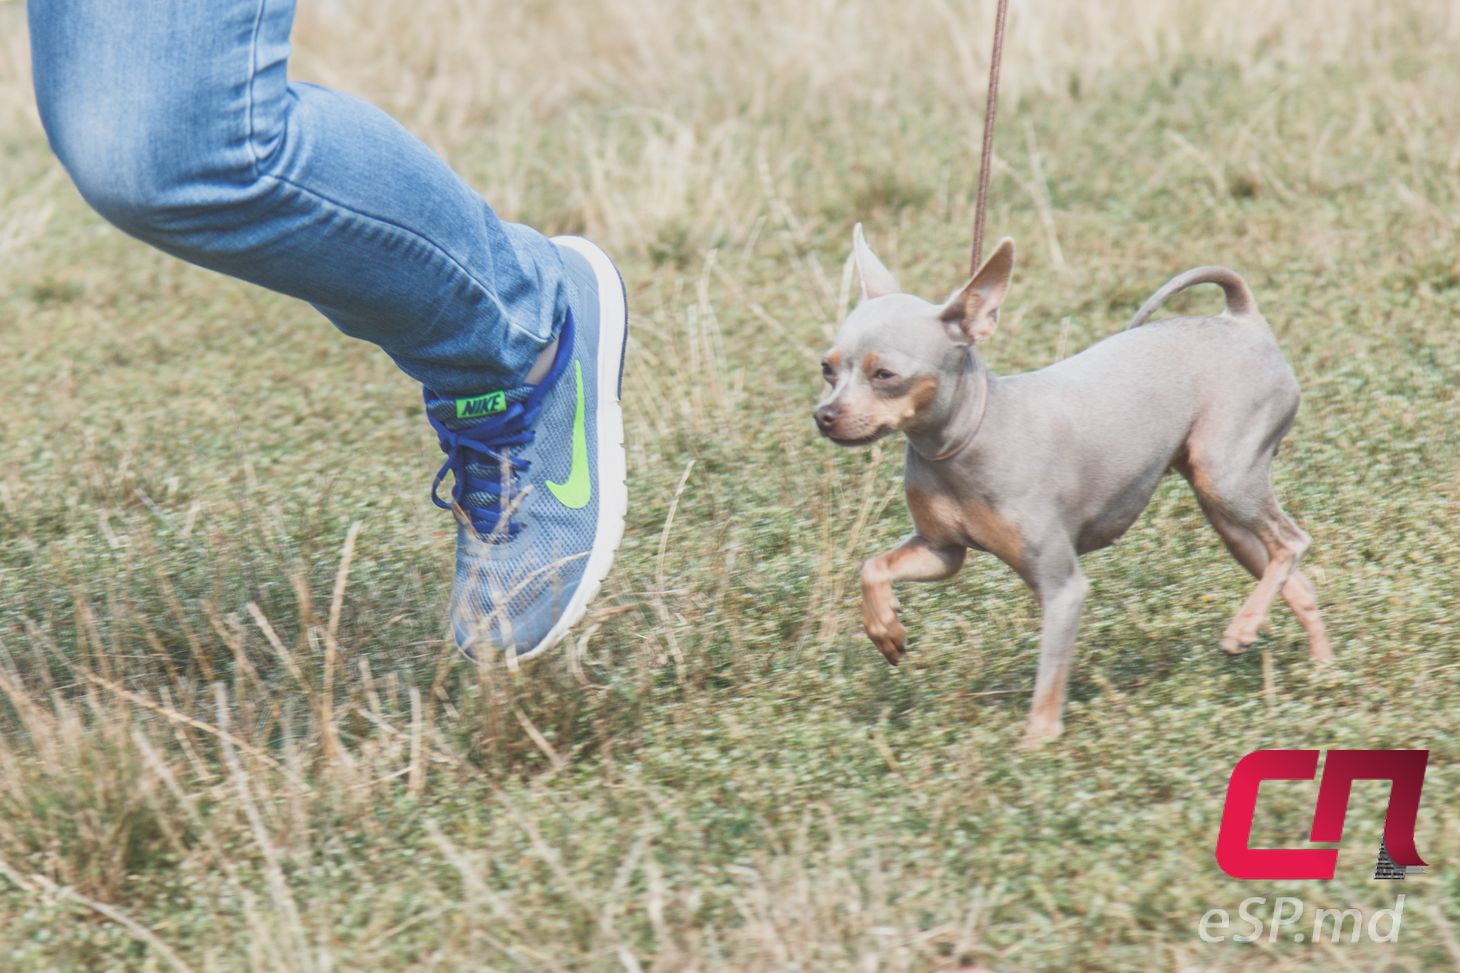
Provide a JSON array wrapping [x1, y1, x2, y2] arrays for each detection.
[[814, 405, 839, 430]]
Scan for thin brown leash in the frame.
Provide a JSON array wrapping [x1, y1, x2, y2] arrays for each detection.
[[970, 0, 1010, 274]]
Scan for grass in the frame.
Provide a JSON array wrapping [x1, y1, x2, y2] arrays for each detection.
[[2, 0, 1459, 969]]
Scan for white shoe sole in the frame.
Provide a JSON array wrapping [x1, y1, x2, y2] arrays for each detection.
[[508, 235, 629, 662]]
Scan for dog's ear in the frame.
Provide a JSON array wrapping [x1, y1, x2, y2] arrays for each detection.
[[940, 237, 1014, 344], [852, 223, 900, 300]]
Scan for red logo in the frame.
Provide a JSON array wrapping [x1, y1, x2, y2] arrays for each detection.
[[1216, 749, 1429, 880]]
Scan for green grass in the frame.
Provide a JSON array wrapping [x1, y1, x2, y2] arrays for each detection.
[[2, 1, 1459, 970]]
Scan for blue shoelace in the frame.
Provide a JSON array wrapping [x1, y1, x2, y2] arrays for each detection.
[[425, 312, 575, 539]]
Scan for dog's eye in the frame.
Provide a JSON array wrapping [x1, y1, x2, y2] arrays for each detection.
[[821, 361, 835, 382], [872, 369, 896, 381]]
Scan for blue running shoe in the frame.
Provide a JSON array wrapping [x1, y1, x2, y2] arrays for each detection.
[[424, 236, 628, 660]]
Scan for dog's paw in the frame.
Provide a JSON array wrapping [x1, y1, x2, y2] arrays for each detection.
[[1020, 718, 1064, 748], [1218, 632, 1257, 655], [1221, 610, 1271, 654], [865, 615, 907, 666], [862, 589, 907, 665]]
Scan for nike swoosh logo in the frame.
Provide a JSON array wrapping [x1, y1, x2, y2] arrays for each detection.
[[546, 359, 591, 509]]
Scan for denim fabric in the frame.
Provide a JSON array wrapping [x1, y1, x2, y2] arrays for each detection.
[[27, 0, 566, 394]]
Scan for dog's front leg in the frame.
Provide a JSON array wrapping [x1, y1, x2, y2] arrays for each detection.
[[860, 535, 965, 665], [1023, 550, 1089, 745]]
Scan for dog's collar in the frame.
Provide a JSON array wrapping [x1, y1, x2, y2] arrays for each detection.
[[921, 350, 989, 463]]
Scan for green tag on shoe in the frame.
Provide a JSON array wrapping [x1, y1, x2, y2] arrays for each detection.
[[456, 391, 507, 420]]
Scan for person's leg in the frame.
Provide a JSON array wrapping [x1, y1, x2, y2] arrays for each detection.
[[28, 0, 564, 394], [28, 0, 631, 659]]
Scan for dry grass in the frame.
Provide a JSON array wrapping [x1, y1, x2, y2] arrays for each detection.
[[2, 0, 1459, 970]]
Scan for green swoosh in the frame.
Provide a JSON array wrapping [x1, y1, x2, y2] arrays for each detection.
[[546, 360, 591, 509]]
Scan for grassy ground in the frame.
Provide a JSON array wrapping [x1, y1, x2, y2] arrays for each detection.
[[2, 0, 1458, 969]]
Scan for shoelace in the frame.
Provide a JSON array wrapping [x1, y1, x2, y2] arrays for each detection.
[[424, 311, 576, 540], [427, 403, 537, 538]]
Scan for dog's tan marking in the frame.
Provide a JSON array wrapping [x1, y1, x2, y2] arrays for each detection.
[[836, 382, 933, 440], [1183, 456, 1218, 498], [885, 375, 940, 425], [907, 486, 1024, 575], [906, 375, 939, 419], [842, 396, 900, 439], [1025, 664, 1070, 743], [1280, 571, 1332, 661]]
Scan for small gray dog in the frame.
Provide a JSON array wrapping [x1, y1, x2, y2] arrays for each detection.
[[814, 225, 1331, 743]]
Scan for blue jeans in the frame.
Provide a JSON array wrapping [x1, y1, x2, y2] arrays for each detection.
[[27, 0, 567, 395]]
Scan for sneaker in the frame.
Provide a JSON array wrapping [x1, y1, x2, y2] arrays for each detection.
[[423, 236, 628, 660]]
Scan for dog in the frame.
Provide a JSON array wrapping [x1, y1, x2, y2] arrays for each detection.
[[813, 225, 1331, 743]]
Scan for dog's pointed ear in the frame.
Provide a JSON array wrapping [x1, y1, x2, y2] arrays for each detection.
[[852, 223, 900, 300], [940, 237, 1014, 344]]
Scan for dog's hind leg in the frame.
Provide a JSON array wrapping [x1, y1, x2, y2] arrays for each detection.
[[1188, 489, 1331, 661], [1216, 497, 1308, 656], [1178, 450, 1320, 658]]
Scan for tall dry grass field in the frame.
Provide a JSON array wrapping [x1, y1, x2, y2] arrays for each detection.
[[1, 0, 1458, 970]]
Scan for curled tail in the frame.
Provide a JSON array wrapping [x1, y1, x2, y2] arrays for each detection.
[[1127, 266, 1258, 329]]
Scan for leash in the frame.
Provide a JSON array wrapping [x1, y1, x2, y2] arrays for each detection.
[[926, 0, 1009, 464], [969, 0, 1010, 274]]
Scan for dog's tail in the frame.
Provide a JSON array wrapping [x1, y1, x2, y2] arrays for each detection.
[[1126, 266, 1258, 329]]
